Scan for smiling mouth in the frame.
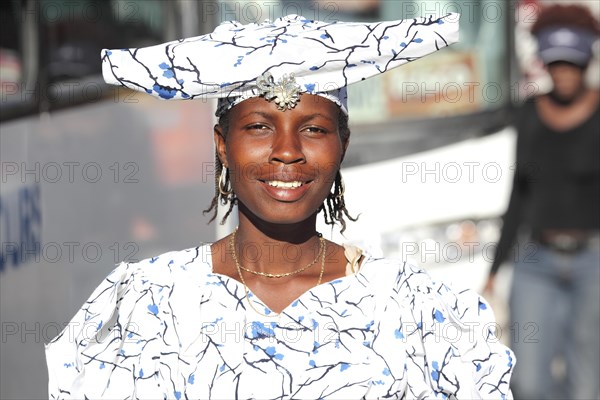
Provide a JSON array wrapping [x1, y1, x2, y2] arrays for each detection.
[[264, 180, 306, 189]]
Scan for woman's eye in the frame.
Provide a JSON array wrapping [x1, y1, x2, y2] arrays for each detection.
[[303, 126, 327, 135], [247, 124, 269, 130], [244, 124, 273, 134]]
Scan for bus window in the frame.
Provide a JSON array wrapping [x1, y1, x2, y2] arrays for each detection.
[[0, 1, 37, 120], [0, 2, 22, 90], [39, 0, 177, 111], [349, 0, 510, 124]]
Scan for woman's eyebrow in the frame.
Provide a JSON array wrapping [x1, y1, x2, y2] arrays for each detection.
[[300, 113, 335, 123], [240, 111, 272, 119], [238, 111, 335, 123]]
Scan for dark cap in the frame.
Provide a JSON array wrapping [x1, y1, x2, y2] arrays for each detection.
[[536, 26, 597, 67]]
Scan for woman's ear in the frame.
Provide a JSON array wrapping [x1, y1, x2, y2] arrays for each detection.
[[214, 124, 228, 167]]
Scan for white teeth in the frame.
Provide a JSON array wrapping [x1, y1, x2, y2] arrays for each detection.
[[266, 180, 303, 189]]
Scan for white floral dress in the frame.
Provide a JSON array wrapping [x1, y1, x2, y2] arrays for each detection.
[[46, 244, 514, 399]]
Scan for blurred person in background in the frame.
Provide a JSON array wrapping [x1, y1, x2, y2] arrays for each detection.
[[485, 4, 600, 400]]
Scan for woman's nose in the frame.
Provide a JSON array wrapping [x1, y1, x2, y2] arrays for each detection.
[[269, 130, 305, 164]]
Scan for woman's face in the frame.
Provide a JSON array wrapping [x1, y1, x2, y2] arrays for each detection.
[[215, 94, 348, 225], [547, 61, 586, 102]]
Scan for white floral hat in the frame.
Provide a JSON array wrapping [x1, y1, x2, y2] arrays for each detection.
[[102, 14, 459, 116]]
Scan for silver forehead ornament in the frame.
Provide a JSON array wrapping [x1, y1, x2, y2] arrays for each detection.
[[256, 72, 302, 111]]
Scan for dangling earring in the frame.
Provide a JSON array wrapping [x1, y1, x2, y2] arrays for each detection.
[[335, 171, 345, 200], [219, 167, 232, 196]]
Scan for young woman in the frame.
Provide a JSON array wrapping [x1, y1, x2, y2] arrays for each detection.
[[46, 14, 514, 399]]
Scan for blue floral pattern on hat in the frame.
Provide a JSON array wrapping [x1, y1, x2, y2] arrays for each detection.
[[101, 14, 459, 115]]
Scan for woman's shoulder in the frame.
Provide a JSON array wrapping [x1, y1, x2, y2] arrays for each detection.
[[50, 244, 214, 336], [47, 244, 213, 345], [358, 253, 504, 351], [130, 243, 213, 268], [358, 254, 438, 296], [117, 243, 213, 283], [361, 254, 491, 316]]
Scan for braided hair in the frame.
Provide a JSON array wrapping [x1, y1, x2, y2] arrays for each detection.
[[203, 106, 357, 232]]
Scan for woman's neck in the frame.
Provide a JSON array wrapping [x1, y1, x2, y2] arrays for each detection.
[[233, 208, 323, 274], [536, 88, 599, 132]]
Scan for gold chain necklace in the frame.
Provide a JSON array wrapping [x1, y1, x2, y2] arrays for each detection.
[[232, 229, 325, 278], [229, 229, 327, 317]]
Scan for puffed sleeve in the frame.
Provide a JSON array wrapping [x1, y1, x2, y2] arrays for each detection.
[[394, 262, 514, 399], [45, 260, 167, 399]]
